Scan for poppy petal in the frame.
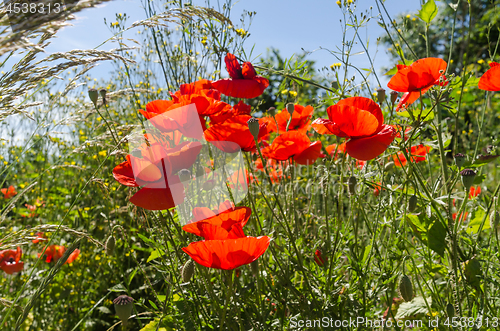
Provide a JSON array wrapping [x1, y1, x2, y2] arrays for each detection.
[[212, 78, 269, 99], [129, 175, 184, 210], [345, 124, 396, 161], [326, 104, 379, 138], [293, 141, 322, 165], [113, 161, 139, 187], [478, 62, 500, 91], [225, 53, 243, 79], [336, 97, 384, 131], [181, 236, 271, 270]]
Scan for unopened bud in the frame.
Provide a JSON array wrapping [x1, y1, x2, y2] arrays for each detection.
[[454, 153, 466, 168], [105, 236, 116, 256], [348, 176, 357, 195], [399, 275, 413, 302], [460, 169, 476, 191], [268, 107, 276, 117], [88, 88, 98, 108], [252, 153, 258, 161], [408, 195, 418, 212], [490, 197, 499, 229], [202, 179, 216, 191], [390, 91, 399, 104], [247, 117, 260, 141], [385, 161, 395, 172], [446, 303, 455, 318], [113, 295, 134, 326], [178, 169, 191, 182], [99, 88, 107, 104], [286, 103, 294, 117], [182, 259, 195, 282], [464, 257, 481, 288], [376, 88, 386, 103]]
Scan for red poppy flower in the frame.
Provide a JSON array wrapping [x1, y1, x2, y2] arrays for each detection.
[[171, 79, 221, 101], [469, 186, 481, 199], [262, 131, 322, 165], [0, 247, 24, 274], [182, 206, 252, 238], [212, 53, 270, 99], [254, 158, 284, 183], [182, 236, 271, 270], [325, 143, 346, 159], [204, 115, 269, 152], [387, 58, 447, 111], [392, 144, 431, 167], [312, 97, 396, 161], [40, 245, 80, 264], [373, 182, 383, 197], [478, 62, 500, 91], [265, 104, 314, 134], [209, 101, 251, 124], [314, 249, 326, 267], [1, 185, 17, 199], [452, 212, 468, 222], [32, 232, 46, 244]]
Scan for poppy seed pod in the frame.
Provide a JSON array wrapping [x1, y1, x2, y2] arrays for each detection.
[[408, 195, 418, 212], [446, 303, 455, 318], [376, 88, 386, 103], [454, 153, 466, 168], [390, 91, 399, 104], [178, 169, 191, 182], [105, 236, 115, 256], [286, 103, 294, 117], [99, 88, 107, 104], [113, 295, 134, 325], [399, 275, 413, 302], [182, 259, 195, 282], [247, 117, 260, 141], [460, 169, 476, 191], [268, 107, 276, 117], [348, 176, 357, 195], [88, 88, 98, 107]]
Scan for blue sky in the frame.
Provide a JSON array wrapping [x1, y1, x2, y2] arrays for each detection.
[[46, 0, 422, 88]]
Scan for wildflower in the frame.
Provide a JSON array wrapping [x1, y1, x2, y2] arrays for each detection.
[[263, 104, 314, 134], [40, 245, 80, 264], [1, 185, 17, 199], [209, 100, 251, 124], [373, 182, 383, 197], [478, 62, 500, 91], [212, 53, 269, 99], [452, 212, 469, 222], [312, 97, 396, 160], [469, 186, 481, 199], [183, 207, 252, 237], [32, 232, 46, 244], [314, 249, 326, 267], [392, 144, 431, 167], [182, 236, 271, 270], [0, 247, 24, 274], [262, 131, 322, 165], [387, 58, 448, 111], [325, 143, 346, 160]]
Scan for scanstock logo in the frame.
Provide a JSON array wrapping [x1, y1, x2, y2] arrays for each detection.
[[2, 0, 80, 32], [126, 104, 248, 225]]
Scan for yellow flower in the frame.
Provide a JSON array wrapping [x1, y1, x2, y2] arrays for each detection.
[[98, 150, 107, 157], [406, 14, 411, 18], [477, 59, 485, 64], [289, 91, 297, 97]]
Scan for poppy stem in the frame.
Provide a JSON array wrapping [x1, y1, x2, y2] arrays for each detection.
[[219, 269, 234, 330]]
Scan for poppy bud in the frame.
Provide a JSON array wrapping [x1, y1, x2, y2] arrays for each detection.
[[408, 195, 418, 212], [390, 91, 399, 104], [490, 211, 500, 229], [348, 176, 357, 195], [105, 235, 115, 256], [113, 295, 134, 326], [268, 107, 276, 117], [384, 161, 394, 172], [454, 153, 466, 168], [247, 117, 260, 141], [251, 260, 259, 277], [399, 275, 413, 302], [460, 169, 476, 191], [286, 103, 294, 117], [446, 303, 455, 318], [99, 88, 107, 104], [178, 169, 191, 182], [182, 259, 195, 282], [88, 88, 98, 108], [463, 257, 481, 288], [202, 179, 216, 191], [376, 88, 386, 103]]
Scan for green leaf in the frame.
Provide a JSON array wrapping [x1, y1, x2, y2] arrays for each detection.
[[428, 220, 446, 257], [108, 283, 127, 292], [395, 296, 432, 319], [137, 233, 153, 244], [128, 268, 138, 286], [467, 208, 490, 234], [149, 300, 158, 310], [417, 0, 438, 23], [397, 106, 434, 121], [147, 249, 165, 262]]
